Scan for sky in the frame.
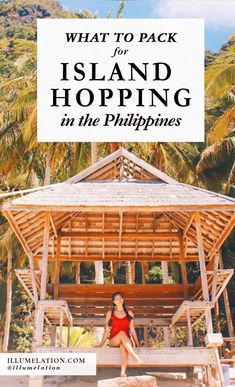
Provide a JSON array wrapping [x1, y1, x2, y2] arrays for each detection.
[[61, 0, 235, 52]]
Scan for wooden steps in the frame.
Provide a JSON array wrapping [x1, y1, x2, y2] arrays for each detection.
[[171, 300, 212, 327], [15, 269, 41, 301], [38, 300, 73, 326], [194, 269, 234, 304]]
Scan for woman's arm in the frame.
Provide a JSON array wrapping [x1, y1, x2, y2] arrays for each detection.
[[129, 311, 140, 347], [99, 310, 112, 347]]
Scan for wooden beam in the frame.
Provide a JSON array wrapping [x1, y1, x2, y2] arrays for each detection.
[[195, 213, 210, 301], [59, 310, 63, 348], [211, 253, 219, 305], [5, 204, 235, 212], [178, 233, 188, 297], [2, 210, 32, 256], [70, 306, 176, 315], [72, 317, 170, 327], [186, 308, 193, 347], [40, 212, 50, 300], [208, 213, 235, 260], [66, 298, 182, 307], [60, 231, 179, 239], [49, 212, 57, 237], [195, 212, 213, 334], [28, 253, 38, 304], [35, 254, 201, 262], [183, 212, 195, 239]]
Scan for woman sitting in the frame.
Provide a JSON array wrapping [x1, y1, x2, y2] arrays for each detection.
[[99, 292, 142, 377]]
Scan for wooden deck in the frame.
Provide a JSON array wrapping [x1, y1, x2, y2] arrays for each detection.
[[34, 346, 218, 368]]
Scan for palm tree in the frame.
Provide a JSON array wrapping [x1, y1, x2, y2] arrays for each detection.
[[0, 224, 23, 351]]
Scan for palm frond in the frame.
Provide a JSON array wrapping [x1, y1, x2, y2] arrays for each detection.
[[196, 137, 235, 173]]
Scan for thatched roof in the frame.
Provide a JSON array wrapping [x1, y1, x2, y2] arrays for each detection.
[[3, 148, 235, 210], [2, 148, 235, 262], [8, 181, 235, 210]]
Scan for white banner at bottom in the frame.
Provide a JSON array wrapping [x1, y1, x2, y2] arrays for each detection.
[[0, 353, 96, 375]]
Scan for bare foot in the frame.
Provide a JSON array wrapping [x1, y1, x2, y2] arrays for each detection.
[[131, 355, 143, 364], [120, 373, 127, 378]]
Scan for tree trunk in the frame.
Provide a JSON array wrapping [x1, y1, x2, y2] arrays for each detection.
[[161, 261, 169, 284], [141, 262, 148, 283], [91, 143, 98, 164], [125, 261, 132, 284], [75, 262, 80, 284], [125, 261, 136, 284], [95, 261, 104, 284], [110, 261, 115, 284], [3, 249, 12, 352], [219, 250, 234, 338], [44, 148, 51, 186]]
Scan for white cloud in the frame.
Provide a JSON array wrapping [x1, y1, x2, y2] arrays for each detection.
[[153, 0, 235, 28]]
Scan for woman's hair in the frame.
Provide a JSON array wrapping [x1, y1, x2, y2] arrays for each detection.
[[108, 292, 133, 327]]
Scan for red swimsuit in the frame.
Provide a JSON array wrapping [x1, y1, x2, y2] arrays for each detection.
[[110, 314, 130, 339]]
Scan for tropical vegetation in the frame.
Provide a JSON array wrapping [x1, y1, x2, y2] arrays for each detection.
[[0, 0, 234, 352]]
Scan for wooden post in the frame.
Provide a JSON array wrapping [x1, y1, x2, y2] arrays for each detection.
[[59, 310, 63, 347], [67, 325, 70, 347], [171, 325, 177, 347], [28, 253, 38, 304], [51, 325, 56, 347], [161, 261, 171, 346], [219, 251, 235, 339], [214, 348, 225, 387], [186, 308, 193, 347], [211, 252, 219, 305], [215, 302, 221, 333], [40, 212, 50, 300], [179, 233, 188, 298], [195, 212, 213, 334], [142, 261, 149, 346], [54, 235, 61, 300], [35, 212, 50, 348], [34, 306, 44, 347]]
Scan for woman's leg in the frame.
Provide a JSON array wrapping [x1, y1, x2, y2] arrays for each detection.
[[110, 331, 142, 363], [120, 343, 128, 377]]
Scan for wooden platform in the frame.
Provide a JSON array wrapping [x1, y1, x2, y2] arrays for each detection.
[[34, 347, 218, 368]]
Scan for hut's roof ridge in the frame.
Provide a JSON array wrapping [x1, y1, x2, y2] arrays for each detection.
[[66, 148, 177, 184]]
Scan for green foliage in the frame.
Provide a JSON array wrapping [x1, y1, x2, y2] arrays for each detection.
[[54, 327, 97, 348], [8, 285, 34, 352], [0, 0, 234, 351]]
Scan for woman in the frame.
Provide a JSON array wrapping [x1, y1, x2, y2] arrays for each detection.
[[99, 292, 142, 377]]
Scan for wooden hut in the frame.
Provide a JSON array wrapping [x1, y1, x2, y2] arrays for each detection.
[[2, 148, 235, 385]]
